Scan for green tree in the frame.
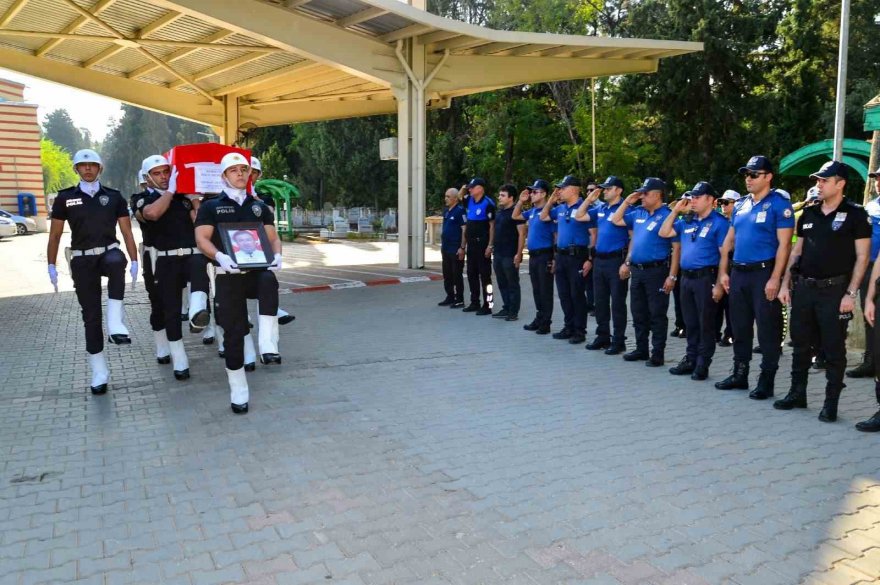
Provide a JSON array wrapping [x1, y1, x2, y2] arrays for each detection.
[[42, 109, 88, 155], [40, 138, 78, 193], [260, 143, 290, 180]]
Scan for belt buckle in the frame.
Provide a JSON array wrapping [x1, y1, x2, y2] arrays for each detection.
[[177, 248, 184, 257]]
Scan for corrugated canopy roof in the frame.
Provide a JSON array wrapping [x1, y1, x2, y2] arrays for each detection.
[[0, 0, 702, 131]]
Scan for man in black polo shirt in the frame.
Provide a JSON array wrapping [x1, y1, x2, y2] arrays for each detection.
[[491, 184, 526, 321], [774, 161, 870, 422], [47, 149, 138, 395]]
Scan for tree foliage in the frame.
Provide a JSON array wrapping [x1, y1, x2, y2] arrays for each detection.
[[40, 138, 78, 193], [42, 109, 90, 155]]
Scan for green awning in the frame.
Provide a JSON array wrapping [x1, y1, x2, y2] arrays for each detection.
[[866, 103, 880, 132], [779, 138, 871, 181]]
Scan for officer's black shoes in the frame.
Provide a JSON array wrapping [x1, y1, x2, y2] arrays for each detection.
[[191, 309, 211, 330], [623, 350, 648, 362], [523, 321, 540, 331], [812, 357, 828, 370], [244, 362, 256, 372], [646, 354, 664, 367], [669, 357, 695, 375], [450, 302, 464, 309], [108, 334, 131, 345], [462, 303, 480, 312], [856, 411, 880, 432], [715, 361, 749, 390], [846, 360, 874, 378], [691, 365, 709, 381], [173, 369, 190, 381], [231, 402, 248, 414], [260, 353, 282, 365], [492, 309, 509, 319], [773, 382, 807, 410], [568, 334, 586, 345], [157, 356, 171, 365], [218, 350, 225, 359], [180, 313, 188, 322], [585, 338, 611, 351], [438, 297, 455, 306], [718, 336, 733, 347], [535, 326, 551, 335], [202, 337, 214, 345], [671, 327, 684, 338], [753, 345, 762, 354], [748, 370, 776, 400], [90, 383, 108, 395], [505, 314, 518, 322], [552, 328, 572, 340], [604, 345, 626, 356], [818, 387, 843, 422], [475, 306, 492, 316], [279, 314, 296, 325]]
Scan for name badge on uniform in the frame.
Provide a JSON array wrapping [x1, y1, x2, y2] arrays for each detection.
[[756, 211, 767, 223], [635, 218, 646, 224], [699, 226, 710, 238], [647, 221, 657, 231], [216, 206, 235, 214], [832, 212, 847, 231], [66, 198, 83, 207], [598, 212, 605, 218], [684, 227, 697, 234], [803, 223, 813, 230]]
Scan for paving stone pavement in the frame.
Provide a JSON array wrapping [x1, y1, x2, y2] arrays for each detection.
[[1, 268, 879, 584]]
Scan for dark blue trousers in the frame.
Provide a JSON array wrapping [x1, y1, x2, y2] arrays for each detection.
[[555, 252, 588, 335], [493, 255, 521, 315], [680, 273, 718, 367], [528, 250, 554, 327], [729, 265, 782, 371], [593, 255, 628, 345], [630, 264, 670, 355]]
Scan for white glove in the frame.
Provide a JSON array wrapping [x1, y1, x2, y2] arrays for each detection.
[[130, 260, 138, 288], [215, 252, 241, 274], [48, 264, 58, 292], [268, 255, 282, 272], [167, 167, 179, 194]]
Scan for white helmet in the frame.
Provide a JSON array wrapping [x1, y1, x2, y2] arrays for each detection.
[[137, 170, 147, 185], [141, 154, 170, 175], [72, 149, 102, 169], [250, 156, 262, 172], [220, 152, 250, 175]]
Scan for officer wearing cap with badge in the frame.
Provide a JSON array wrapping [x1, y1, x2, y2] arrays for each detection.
[[514, 179, 556, 334], [141, 155, 211, 380], [195, 152, 283, 414], [541, 175, 596, 345], [773, 161, 870, 423], [47, 149, 139, 395], [459, 177, 496, 315], [857, 166, 880, 432], [714, 190, 740, 346], [611, 177, 680, 366], [438, 187, 466, 308], [714, 156, 794, 398], [847, 171, 880, 380], [576, 175, 630, 354], [660, 182, 730, 380]]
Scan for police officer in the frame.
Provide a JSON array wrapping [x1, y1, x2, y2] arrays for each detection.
[[460, 178, 495, 315], [847, 178, 880, 379], [195, 152, 282, 414], [856, 166, 880, 432], [47, 149, 138, 394], [576, 176, 630, 354], [611, 178, 680, 366], [714, 156, 794, 398], [541, 175, 595, 344], [514, 180, 555, 334], [131, 168, 169, 364], [714, 190, 740, 346], [141, 155, 211, 380], [773, 161, 870, 422], [438, 187, 466, 307], [659, 183, 730, 380]]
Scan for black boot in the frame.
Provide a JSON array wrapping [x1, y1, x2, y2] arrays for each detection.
[[773, 377, 808, 410], [691, 360, 710, 381], [646, 352, 664, 367], [523, 320, 540, 331], [669, 357, 695, 376], [818, 386, 843, 423], [585, 337, 611, 351], [438, 297, 455, 306], [855, 382, 880, 432], [846, 354, 874, 378], [623, 349, 648, 362], [748, 369, 776, 400], [715, 361, 749, 390], [552, 328, 572, 340]]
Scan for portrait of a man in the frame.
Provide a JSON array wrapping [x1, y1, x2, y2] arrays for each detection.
[[232, 230, 267, 264]]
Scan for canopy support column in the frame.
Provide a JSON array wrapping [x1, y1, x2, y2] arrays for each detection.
[[221, 95, 239, 146]]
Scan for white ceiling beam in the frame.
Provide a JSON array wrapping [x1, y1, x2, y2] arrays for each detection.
[[0, 0, 30, 28], [430, 36, 492, 51], [336, 7, 387, 28], [168, 52, 267, 89], [244, 68, 351, 102], [212, 62, 320, 96], [242, 97, 395, 127], [417, 30, 460, 45], [137, 11, 183, 38], [83, 45, 126, 68], [247, 88, 388, 107], [34, 0, 116, 57], [126, 30, 233, 79], [469, 42, 527, 56], [379, 24, 432, 43]]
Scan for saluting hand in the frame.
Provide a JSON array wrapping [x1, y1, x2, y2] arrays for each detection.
[[866, 300, 876, 327], [587, 187, 602, 203], [519, 190, 530, 204], [673, 198, 690, 214], [624, 191, 641, 206]]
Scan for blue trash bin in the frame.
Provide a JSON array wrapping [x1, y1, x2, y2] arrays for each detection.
[[17, 193, 36, 217]]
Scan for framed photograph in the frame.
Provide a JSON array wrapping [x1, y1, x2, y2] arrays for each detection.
[[217, 222, 275, 270]]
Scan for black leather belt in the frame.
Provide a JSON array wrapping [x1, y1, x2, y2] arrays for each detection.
[[681, 266, 717, 279], [796, 274, 849, 289], [596, 249, 627, 260], [732, 260, 774, 272], [630, 259, 669, 270], [529, 247, 554, 256], [556, 246, 590, 257]]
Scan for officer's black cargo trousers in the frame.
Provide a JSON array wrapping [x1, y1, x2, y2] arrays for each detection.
[[466, 237, 492, 306], [155, 254, 210, 342], [528, 249, 554, 328], [141, 247, 164, 332], [215, 270, 279, 370], [790, 280, 848, 392], [71, 248, 126, 354]]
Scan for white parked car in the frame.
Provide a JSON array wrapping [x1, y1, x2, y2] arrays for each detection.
[[0, 216, 17, 238], [0, 210, 37, 235]]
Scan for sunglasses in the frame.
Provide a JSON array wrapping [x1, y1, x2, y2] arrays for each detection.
[[719, 201, 733, 206], [744, 171, 768, 179]]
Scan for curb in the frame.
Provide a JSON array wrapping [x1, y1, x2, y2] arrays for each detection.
[[289, 274, 442, 294]]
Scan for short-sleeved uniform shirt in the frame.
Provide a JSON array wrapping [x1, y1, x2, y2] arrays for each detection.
[[130, 189, 155, 247], [731, 191, 795, 263], [674, 210, 730, 270], [441, 204, 466, 253], [550, 199, 593, 248], [796, 199, 871, 279], [143, 192, 198, 250], [864, 197, 880, 262], [493, 206, 525, 257], [625, 205, 673, 264], [51, 184, 127, 251], [588, 200, 631, 254], [523, 206, 556, 251], [462, 194, 495, 241], [194, 192, 275, 266]]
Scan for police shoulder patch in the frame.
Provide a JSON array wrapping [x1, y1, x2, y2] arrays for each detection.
[[99, 195, 110, 206], [783, 208, 792, 218], [252, 204, 262, 217], [137, 198, 145, 209]]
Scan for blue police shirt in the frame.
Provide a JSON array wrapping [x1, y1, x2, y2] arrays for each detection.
[[865, 197, 880, 261], [625, 205, 674, 264], [674, 211, 730, 270], [588, 200, 631, 253], [523, 206, 556, 251], [731, 192, 795, 263], [463, 194, 495, 240], [550, 199, 593, 248], [441, 204, 466, 253]]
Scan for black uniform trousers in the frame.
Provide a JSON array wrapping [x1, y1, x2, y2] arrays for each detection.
[[593, 254, 628, 345], [155, 254, 210, 342], [528, 249, 554, 328], [859, 261, 874, 361], [555, 252, 589, 335], [466, 238, 492, 306], [790, 280, 848, 390], [585, 268, 595, 311], [630, 264, 670, 355], [672, 280, 685, 330], [680, 272, 719, 366], [714, 293, 732, 341], [141, 248, 165, 332], [441, 250, 464, 303], [493, 255, 521, 315], [215, 270, 279, 370], [729, 264, 783, 371], [71, 248, 126, 354]]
